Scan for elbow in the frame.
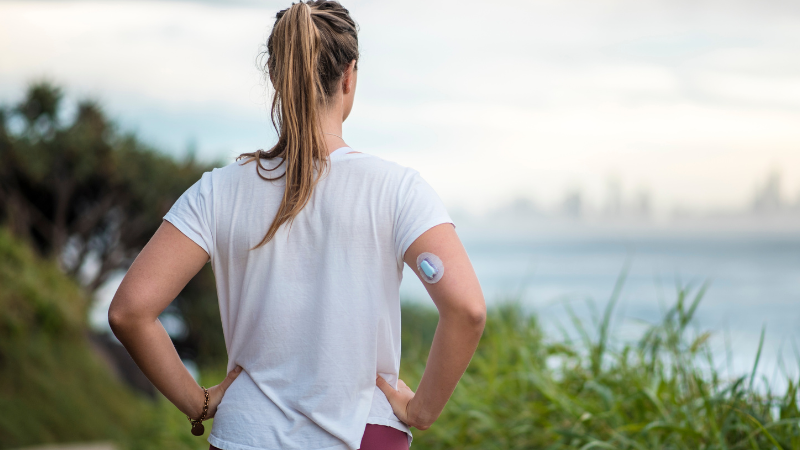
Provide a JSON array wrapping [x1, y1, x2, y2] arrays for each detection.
[[107, 295, 137, 336], [107, 301, 126, 336], [463, 290, 487, 331], [443, 297, 486, 333], [467, 302, 487, 332]]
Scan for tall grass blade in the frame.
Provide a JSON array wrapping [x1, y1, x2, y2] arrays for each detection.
[[579, 441, 620, 450], [565, 302, 593, 350], [724, 323, 734, 379], [734, 408, 785, 450], [749, 324, 766, 392], [681, 279, 710, 330], [593, 258, 631, 375]]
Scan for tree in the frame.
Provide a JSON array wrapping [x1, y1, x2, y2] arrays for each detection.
[[0, 81, 229, 366], [0, 81, 221, 292]]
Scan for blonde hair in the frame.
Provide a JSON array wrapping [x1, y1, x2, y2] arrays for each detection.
[[237, 1, 359, 248]]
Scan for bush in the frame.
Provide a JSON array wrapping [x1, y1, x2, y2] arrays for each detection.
[[400, 275, 800, 449]]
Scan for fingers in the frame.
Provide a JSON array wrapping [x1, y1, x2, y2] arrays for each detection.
[[219, 365, 243, 391], [205, 366, 242, 420], [376, 375, 396, 399], [377, 376, 418, 427]]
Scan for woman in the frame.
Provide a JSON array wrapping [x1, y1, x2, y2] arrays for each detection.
[[108, 1, 485, 449]]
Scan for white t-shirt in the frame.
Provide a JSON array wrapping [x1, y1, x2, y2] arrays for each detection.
[[163, 146, 453, 450]]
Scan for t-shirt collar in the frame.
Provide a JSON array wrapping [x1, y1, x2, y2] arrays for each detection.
[[328, 146, 353, 159]]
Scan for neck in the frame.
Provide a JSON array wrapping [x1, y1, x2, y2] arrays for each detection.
[[318, 95, 346, 155]]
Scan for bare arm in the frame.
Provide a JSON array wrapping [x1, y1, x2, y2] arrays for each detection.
[[377, 223, 486, 429], [108, 220, 241, 420]]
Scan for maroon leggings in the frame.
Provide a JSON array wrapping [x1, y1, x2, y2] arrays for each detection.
[[209, 424, 409, 450]]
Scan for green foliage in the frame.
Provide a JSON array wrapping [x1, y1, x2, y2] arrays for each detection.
[[0, 226, 85, 338], [0, 225, 223, 450], [0, 81, 227, 365], [0, 226, 144, 449], [0, 81, 221, 293], [400, 285, 800, 450], [0, 334, 141, 449], [0, 79, 228, 448]]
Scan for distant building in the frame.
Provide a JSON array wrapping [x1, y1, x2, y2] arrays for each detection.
[[561, 190, 582, 218], [496, 196, 541, 220], [633, 189, 652, 219], [752, 172, 782, 213], [604, 178, 623, 217]]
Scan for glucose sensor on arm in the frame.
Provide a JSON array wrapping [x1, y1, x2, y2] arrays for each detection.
[[416, 252, 444, 284]]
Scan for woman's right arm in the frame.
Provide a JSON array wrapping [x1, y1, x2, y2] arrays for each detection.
[[376, 222, 486, 430]]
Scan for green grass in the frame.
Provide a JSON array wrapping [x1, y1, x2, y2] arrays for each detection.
[[0, 226, 218, 450], [0, 227, 142, 449], [400, 275, 800, 450]]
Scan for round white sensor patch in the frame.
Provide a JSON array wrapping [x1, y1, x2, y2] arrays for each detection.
[[416, 252, 444, 284]]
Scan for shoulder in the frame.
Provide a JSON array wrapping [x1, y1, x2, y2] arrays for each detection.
[[335, 152, 420, 183], [200, 155, 283, 184]]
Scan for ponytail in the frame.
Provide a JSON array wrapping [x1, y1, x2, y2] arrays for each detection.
[[238, 1, 359, 248]]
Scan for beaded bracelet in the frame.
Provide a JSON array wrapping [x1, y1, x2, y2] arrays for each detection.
[[188, 386, 209, 436]]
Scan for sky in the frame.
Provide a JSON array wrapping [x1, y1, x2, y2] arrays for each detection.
[[2, 0, 800, 216]]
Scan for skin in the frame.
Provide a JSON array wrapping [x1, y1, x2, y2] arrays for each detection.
[[319, 59, 358, 153], [108, 59, 486, 430], [378, 223, 486, 429]]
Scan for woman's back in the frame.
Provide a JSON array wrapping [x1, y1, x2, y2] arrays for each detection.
[[108, 3, 485, 450], [164, 147, 452, 449]]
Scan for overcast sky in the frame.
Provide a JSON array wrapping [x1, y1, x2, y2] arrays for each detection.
[[2, 0, 800, 215]]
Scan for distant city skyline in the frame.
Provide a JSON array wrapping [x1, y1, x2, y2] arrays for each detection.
[[472, 168, 799, 222], [2, 0, 800, 215]]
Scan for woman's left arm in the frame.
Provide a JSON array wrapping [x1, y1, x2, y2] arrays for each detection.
[[108, 220, 241, 420]]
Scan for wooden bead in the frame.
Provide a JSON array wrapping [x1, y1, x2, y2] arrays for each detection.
[[191, 422, 205, 436]]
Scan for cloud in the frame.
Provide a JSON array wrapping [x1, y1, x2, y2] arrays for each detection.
[[2, 0, 800, 213]]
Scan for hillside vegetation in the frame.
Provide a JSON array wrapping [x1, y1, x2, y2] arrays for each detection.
[[0, 227, 206, 450], [0, 226, 132, 447]]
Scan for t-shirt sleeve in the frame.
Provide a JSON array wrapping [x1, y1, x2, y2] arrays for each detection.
[[163, 170, 215, 261], [394, 169, 454, 266]]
